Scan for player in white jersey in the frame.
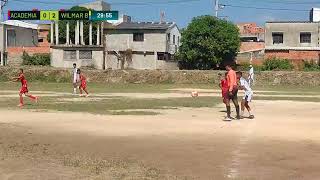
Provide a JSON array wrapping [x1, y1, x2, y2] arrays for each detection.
[[237, 71, 254, 119], [72, 63, 79, 94], [248, 65, 254, 87]]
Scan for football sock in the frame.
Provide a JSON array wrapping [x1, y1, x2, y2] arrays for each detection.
[[226, 106, 231, 118], [236, 105, 240, 117], [28, 95, 36, 100], [19, 96, 23, 104], [73, 88, 76, 93]]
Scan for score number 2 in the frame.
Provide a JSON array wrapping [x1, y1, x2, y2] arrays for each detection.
[[40, 11, 58, 20]]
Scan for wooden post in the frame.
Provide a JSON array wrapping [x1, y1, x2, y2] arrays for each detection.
[[96, 24, 100, 45], [55, 21, 59, 45], [89, 22, 92, 45], [80, 21, 84, 45], [66, 22, 69, 45], [75, 20, 79, 45], [50, 21, 54, 44]]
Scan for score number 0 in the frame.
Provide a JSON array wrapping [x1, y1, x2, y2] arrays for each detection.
[[40, 11, 59, 20]]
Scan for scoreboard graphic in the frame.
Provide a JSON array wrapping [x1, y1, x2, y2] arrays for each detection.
[[8, 10, 118, 21]]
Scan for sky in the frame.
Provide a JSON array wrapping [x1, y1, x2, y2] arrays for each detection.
[[2, 0, 320, 27]]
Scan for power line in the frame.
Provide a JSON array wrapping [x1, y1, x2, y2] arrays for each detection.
[[222, 4, 312, 12], [235, 0, 320, 5], [9, 0, 200, 6]]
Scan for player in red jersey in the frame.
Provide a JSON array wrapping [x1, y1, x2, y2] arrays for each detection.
[[77, 69, 89, 97], [219, 72, 229, 105], [12, 69, 38, 107]]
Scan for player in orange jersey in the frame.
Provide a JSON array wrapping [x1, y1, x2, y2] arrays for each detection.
[[219, 72, 229, 105], [224, 64, 240, 121], [77, 69, 89, 97], [12, 69, 38, 107]]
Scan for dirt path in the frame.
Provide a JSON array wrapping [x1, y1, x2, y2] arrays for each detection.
[[1, 100, 320, 179], [1, 90, 320, 99]]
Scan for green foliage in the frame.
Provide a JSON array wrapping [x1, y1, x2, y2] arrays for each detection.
[[237, 63, 263, 72], [262, 58, 294, 71], [177, 15, 240, 70], [303, 61, 320, 71], [47, 6, 99, 44], [22, 51, 50, 66]]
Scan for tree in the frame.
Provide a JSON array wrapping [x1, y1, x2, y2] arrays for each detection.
[[48, 6, 99, 45], [177, 15, 240, 70]]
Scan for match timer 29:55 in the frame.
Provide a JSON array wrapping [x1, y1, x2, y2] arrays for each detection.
[[90, 11, 118, 21]]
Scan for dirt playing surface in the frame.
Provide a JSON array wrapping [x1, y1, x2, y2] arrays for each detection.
[[1, 99, 320, 179]]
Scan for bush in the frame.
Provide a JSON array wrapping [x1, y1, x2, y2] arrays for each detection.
[[303, 61, 320, 71], [262, 58, 293, 71], [22, 51, 50, 66], [237, 62, 263, 72]]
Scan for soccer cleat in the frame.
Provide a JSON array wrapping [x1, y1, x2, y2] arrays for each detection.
[[17, 103, 24, 107], [85, 94, 90, 97], [249, 115, 255, 119], [236, 116, 241, 120], [224, 117, 232, 121], [79, 94, 84, 97]]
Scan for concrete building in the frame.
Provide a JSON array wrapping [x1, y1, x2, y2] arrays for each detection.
[[237, 23, 265, 42], [0, 20, 49, 66], [79, 0, 111, 11], [265, 9, 320, 65], [236, 23, 265, 65], [50, 0, 180, 70], [265, 21, 320, 64], [104, 22, 180, 70], [50, 0, 107, 69]]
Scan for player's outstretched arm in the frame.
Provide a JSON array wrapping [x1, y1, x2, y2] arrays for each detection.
[[11, 77, 19, 82]]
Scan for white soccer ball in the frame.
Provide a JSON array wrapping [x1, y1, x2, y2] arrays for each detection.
[[191, 91, 198, 97]]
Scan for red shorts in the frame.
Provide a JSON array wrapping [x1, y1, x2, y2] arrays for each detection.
[[20, 87, 28, 94], [80, 81, 87, 89], [222, 90, 228, 103]]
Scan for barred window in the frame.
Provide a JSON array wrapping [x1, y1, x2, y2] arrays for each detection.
[[300, 32, 311, 43], [272, 32, 283, 44], [79, 50, 92, 59], [133, 33, 144, 42], [64, 50, 76, 60]]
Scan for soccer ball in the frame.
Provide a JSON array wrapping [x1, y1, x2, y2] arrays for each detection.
[[191, 91, 198, 97]]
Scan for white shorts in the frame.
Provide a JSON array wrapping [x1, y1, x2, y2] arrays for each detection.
[[243, 92, 253, 102], [73, 76, 77, 84]]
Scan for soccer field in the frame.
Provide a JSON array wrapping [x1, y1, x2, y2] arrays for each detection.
[[0, 82, 320, 179]]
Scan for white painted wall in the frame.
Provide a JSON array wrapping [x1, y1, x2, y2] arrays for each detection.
[[166, 25, 181, 54], [106, 32, 167, 52], [51, 48, 104, 69]]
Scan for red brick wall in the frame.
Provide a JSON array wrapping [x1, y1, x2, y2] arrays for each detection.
[[7, 47, 50, 55], [7, 47, 50, 66], [265, 50, 320, 69], [265, 50, 320, 61]]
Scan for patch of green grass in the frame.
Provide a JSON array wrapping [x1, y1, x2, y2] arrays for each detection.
[[0, 96, 220, 115], [109, 111, 160, 116], [0, 82, 216, 93], [254, 96, 320, 102]]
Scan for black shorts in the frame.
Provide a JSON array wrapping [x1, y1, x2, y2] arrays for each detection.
[[227, 86, 238, 100]]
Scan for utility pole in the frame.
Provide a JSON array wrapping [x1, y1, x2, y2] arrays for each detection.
[[160, 11, 165, 23], [0, 0, 8, 21], [0, 0, 8, 66], [214, 0, 219, 17]]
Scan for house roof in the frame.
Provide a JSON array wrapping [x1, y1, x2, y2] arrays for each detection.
[[240, 42, 265, 53], [110, 22, 176, 30], [266, 21, 316, 24], [1, 20, 38, 29]]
